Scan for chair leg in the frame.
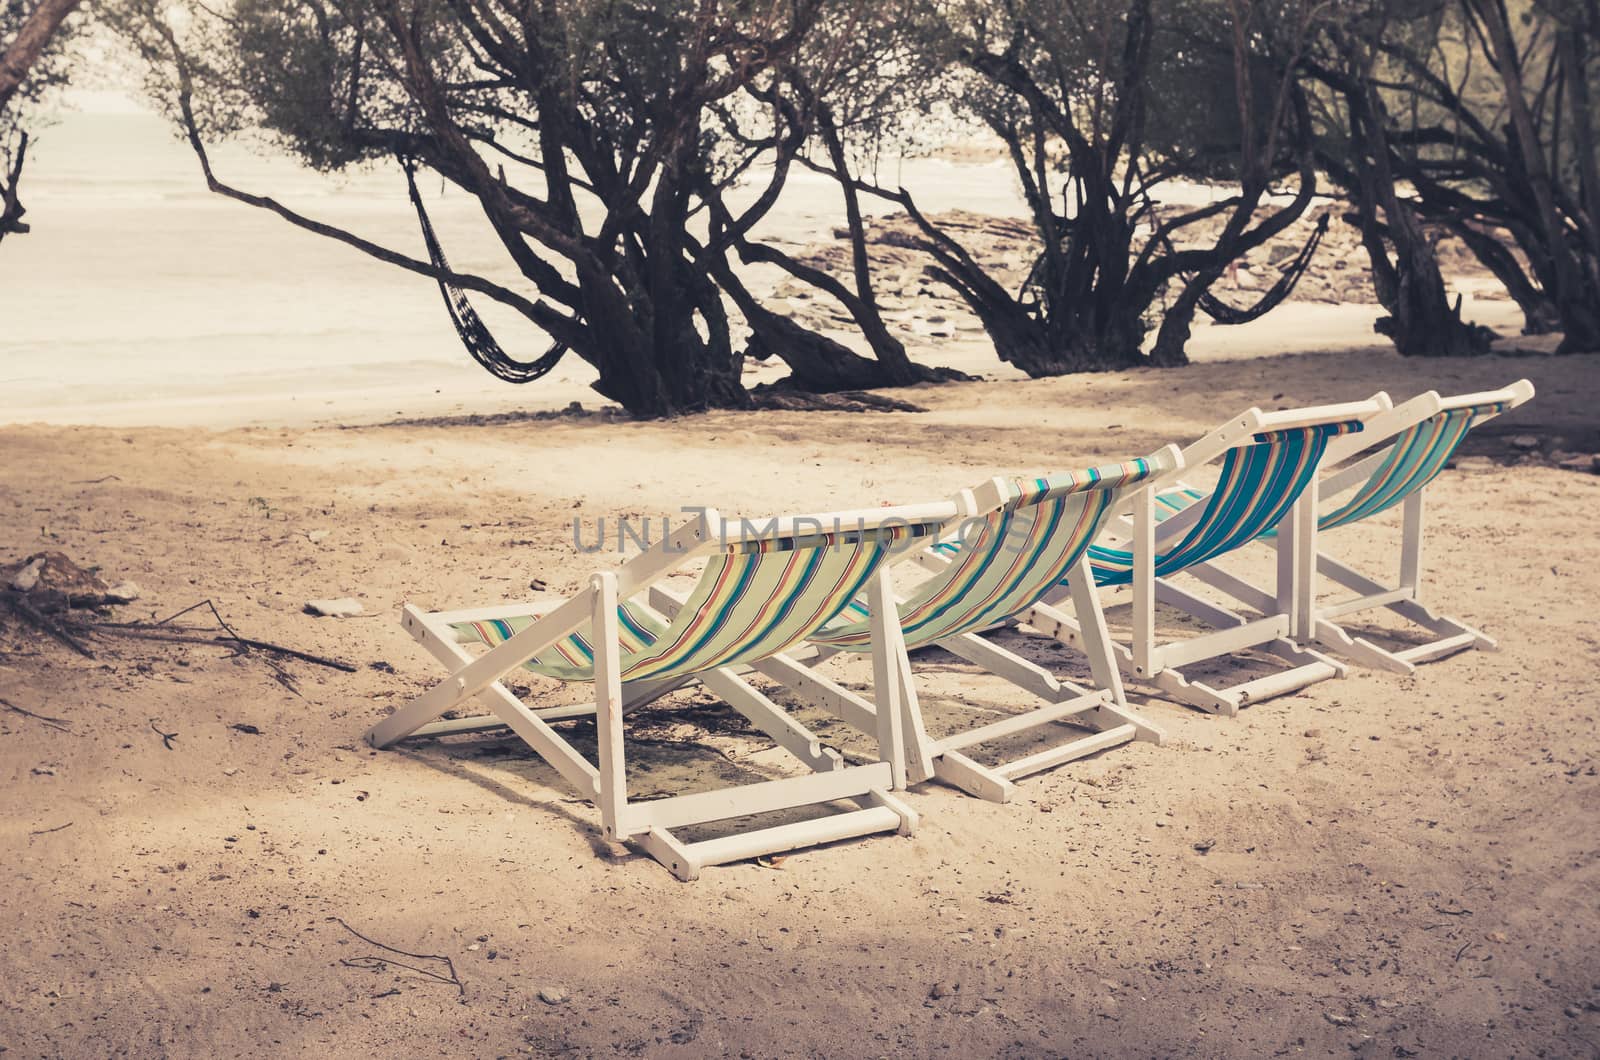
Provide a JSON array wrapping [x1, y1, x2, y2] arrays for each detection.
[[1119, 577, 1344, 714], [1310, 618, 1417, 675], [698, 668, 844, 774], [1315, 552, 1496, 666], [591, 573, 628, 842]]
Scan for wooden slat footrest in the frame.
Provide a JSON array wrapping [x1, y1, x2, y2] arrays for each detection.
[[411, 701, 594, 738], [682, 803, 905, 869], [1320, 587, 1414, 620], [619, 762, 893, 835], [995, 723, 1138, 779], [936, 692, 1114, 753], [1393, 632, 1478, 665], [635, 792, 911, 881]]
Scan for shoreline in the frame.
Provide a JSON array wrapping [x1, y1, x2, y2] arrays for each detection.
[[1, 300, 1542, 431]]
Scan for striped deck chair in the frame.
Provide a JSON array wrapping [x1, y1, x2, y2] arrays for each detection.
[[1175, 380, 1535, 674], [750, 448, 1181, 804], [1021, 397, 1391, 715], [366, 496, 972, 881]]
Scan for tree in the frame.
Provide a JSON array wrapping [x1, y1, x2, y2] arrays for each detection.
[[697, 1, 967, 391], [1305, 10, 1497, 357], [115, 0, 957, 417], [1308, 0, 1600, 355], [1, 0, 82, 245], [807, 0, 1326, 375]]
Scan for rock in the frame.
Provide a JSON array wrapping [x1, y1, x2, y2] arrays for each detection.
[[1509, 434, 1540, 451], [104, 581, 142, 603], [1193, 838, 1216, 854], [305, 530, 331, 545], [1325, 1012, 1354, 1027], [3, 551, 109, 603], [304, 598, 364, 618], [538, 986, 567, 1005], [1557, 454, 1599, 474], [10, 557, 44, 592], [928, 981, 957, 1000]]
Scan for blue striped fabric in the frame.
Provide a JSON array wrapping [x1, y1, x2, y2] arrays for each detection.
[[1088, 421, 1361, 587], [1314, 403, 1502, 532]]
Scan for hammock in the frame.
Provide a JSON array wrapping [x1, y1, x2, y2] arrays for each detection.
[[1015, 212, 1326, 327], [402, 159, 567, 383], [1186, 212, 1329, 326]]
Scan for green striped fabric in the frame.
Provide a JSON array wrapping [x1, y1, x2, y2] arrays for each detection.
[[1314, 403, 1503, 532], [451, 521, 941, 684], [1089, 421, 1361, 587], [1153, 486, 1207, 522], [811, 458, 1162, 652], [1153, 403, 1505, 541]]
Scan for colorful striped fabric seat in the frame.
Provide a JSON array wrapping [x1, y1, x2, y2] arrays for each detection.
[[1088, 421, 1362, 587], [811, 457, 1164, 653], [1150, 403, 1506, 540], [451, 522, 940, 684], [372, 496, 971, 881], [1311, 401, 1506, 533], [1156, 382, 1534, 679]]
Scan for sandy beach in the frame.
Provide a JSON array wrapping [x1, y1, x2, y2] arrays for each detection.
[[3, 336, 1598, 1056]]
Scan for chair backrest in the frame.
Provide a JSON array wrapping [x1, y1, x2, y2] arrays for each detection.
[[1088, 400, 1384, 586], [812, 450, 1178, 652], [1318, 379, 1534, 532], [451, 501, 963, 684]]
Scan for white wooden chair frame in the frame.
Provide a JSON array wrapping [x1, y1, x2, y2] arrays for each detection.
[[366, 497, 972, 881], [1022, 397, 1391, 716], [764, 458, 1178, 805], [1178, 380, 1535, 675]]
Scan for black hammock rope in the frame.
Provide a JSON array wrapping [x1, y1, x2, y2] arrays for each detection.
[[1178, 212, 1329, 326], [1016, 212, 1326, 326], [401, 158, 567, 383]]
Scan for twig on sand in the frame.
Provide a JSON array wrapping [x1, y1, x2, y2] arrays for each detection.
[[29, 821, 73, 836], [150, 721, 178, 750], [1, 695, 73, 733], [128, 599, 306, 694], [71, 475, 121, 484], [96, 625, 356, 672], [332, 916, 465, 999]]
